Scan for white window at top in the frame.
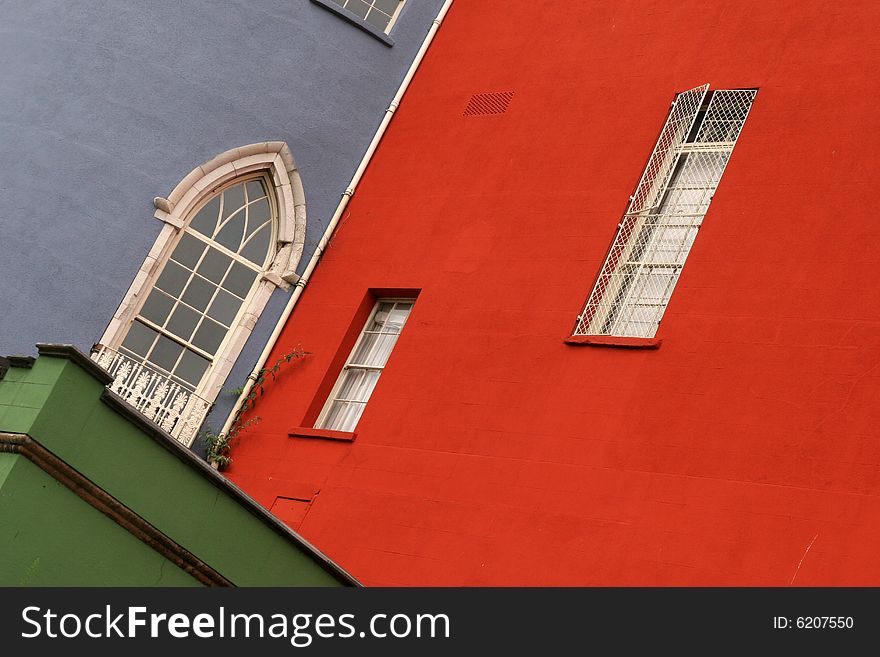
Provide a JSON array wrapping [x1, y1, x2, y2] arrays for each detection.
[[574, 85, 757, 338], [316, 299, 414, 432], [119, 176, 275, 391], [327, 0, 405, 33]]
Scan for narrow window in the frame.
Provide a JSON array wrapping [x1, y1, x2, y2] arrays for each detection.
[[316, 299, 414, 432], [574, 85, 756, 338]]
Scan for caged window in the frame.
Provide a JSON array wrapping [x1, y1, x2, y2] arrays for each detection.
[[574, 85, 756, 339], [316, 299, 414, 432], [326, 0, 405, 33]]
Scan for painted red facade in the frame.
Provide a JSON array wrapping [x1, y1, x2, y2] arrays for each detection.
[[227, 1, 880, 585]]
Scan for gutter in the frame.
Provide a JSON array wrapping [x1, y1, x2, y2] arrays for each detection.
[[221, 0, 454, 437]]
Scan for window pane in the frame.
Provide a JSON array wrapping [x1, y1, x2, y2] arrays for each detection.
[[245, 180, 266, 203], [192, 317, 226, 354], [166, 304, 201, 341], [350, 332, 378, 364], [240, 223, 271, 266], [351, 333, 397, 366], [650, 226, 696, 265], [346, 0, 370, 19], [197, 247, 232, 284], [365, 8, 391, 31], [628, 268, 674, 305], [340, 401, 367, 432], [171, 233, 207, 269], [175, 349, 210, 387], [149, 335, 184, 373], [139, 290, 175, 326], [247, 197, 271, 228], [121, 321, 158, 358], [215, 211, 245, 253], [181, 275, 216, 312], [223, 261, 256, 297], [323, 400, 367, 433], [385, 303, 412, 332], [189, 195, 221, 238], [155, 261, 190, 297], [368, 302, 395, 331], [322, 400, 349, 431], [222, 184, 246, 219], [206, 289, 241, 326], [374, 0, 399, 15], [337, 368, 381, 402]]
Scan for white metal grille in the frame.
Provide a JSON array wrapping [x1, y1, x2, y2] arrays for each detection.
[[574, 87, 756, 337]]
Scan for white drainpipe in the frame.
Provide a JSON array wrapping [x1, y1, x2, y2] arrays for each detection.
[[220, 0, 455, 437]]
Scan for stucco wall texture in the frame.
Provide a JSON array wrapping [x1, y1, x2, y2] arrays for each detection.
[[0, 0, 444, 433]]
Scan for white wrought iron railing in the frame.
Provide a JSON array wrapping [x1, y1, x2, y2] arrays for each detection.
[[90, 345, 211, 447]]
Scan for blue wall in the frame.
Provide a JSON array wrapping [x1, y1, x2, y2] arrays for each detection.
[[0, 0, 444, 436]]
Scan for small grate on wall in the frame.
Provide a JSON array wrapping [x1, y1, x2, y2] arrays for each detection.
[[463, 92, 515, 116]]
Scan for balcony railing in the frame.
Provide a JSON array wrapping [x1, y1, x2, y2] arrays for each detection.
[[90, 345, 211, 447]]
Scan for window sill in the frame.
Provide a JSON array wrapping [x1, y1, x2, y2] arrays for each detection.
[[310, 0, 395, 47], [564, 335, 662, 349], [289, 426, 357, 442]]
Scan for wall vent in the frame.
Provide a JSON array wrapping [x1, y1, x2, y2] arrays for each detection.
[[463, 92, 514, 116]]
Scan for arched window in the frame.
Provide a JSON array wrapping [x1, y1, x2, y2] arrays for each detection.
[[93, 142, 306, 446], [120, 175, 275, 390]]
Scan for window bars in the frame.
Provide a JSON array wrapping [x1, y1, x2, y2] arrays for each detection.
[[574, 85, 756, 338]]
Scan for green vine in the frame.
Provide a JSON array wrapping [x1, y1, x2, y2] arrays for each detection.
[[204, 346, 308, 470]]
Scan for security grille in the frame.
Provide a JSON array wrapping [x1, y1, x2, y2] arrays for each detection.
[[463, 92, 515, 116], [574, 86, 756, 338]]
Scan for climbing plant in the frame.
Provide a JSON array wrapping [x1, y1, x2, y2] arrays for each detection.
[[204, 345, 308, 469]]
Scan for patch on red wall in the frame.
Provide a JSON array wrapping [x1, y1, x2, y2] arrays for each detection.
[[463, 91, 515, 116], [270, 495, 313, 530]]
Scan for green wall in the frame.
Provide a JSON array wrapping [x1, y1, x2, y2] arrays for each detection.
[[0, 453, 198, 586], [0, 349, 351, 586]]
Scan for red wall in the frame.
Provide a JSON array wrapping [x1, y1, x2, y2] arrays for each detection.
[[227, 0, 880, 585]]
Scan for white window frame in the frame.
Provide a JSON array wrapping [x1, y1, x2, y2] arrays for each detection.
[[96, 142, 307, 438], [329, 0, 405, 34], [315, 298, 414, 432], [574, 85, 756, 338]]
